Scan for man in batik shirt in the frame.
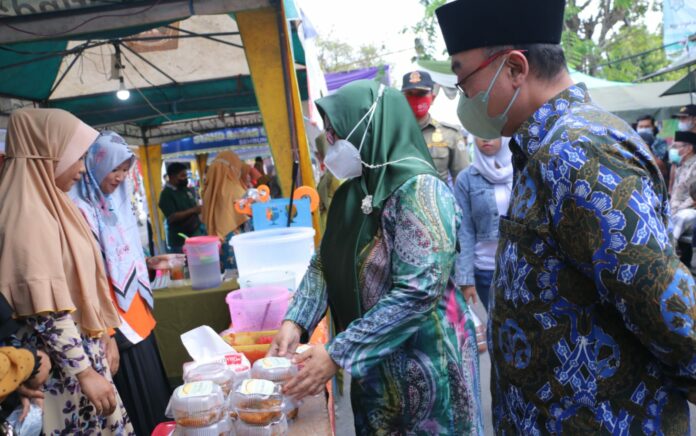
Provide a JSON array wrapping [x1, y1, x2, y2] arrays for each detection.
[[438, 0, 696, 433]]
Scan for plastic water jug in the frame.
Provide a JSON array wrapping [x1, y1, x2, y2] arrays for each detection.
[[184, 236, 222, 290]]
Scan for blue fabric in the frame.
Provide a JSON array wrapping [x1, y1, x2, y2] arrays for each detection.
[[454, 166, 502, 286], [492, 83, 696, 434], [70, 131, 153, 312], [474, 268, 493, 310]]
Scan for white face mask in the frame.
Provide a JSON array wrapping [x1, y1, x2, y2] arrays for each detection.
[[679, 119, 694, 132], [636, 127, 653, 136], [457, 58, 521, 140], [323, 86, 436, 181]]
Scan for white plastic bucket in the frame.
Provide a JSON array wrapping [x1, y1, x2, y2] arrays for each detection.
[[231, 228, 315, 289]]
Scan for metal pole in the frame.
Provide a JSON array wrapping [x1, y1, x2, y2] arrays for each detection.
[[275, 0, 301, 193]]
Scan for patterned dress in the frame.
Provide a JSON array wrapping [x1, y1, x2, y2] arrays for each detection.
[[286, 174, 484, 435], [491, 83, 696, 434], [7, 314, 133, 435]]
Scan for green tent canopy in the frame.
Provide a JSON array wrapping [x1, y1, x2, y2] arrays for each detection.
[[0, 7, 308, 140]]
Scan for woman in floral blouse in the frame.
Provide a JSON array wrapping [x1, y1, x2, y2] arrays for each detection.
[[0, 109, 133, 435]]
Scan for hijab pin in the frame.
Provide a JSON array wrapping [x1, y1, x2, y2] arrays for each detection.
[[361, 195, 373, 215]]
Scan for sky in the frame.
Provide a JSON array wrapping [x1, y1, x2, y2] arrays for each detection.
[[299, 0, 664, 84]]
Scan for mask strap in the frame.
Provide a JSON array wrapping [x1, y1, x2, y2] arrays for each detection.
[[501, 86, 521, 118], [345, 84, 386, 147], [357, 85, 386, 152], [362, 156, 436, 171], [485, 58, 508, 96]]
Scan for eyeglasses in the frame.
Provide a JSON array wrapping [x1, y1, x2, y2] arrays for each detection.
[[455, 49, 526, 97]]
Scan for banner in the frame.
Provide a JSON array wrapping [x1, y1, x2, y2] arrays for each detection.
[[161, 126, 268, 158]]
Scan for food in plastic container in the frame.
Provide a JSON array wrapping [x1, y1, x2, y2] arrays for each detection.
[[168, 381, 225, 427], [251, 357, 297, 383], [174, 418, 231, 436], [184, 362, 234, 396], [183, 352, 251, 390], [230, 379, 285, 426], [221, 330, 278, 364], [233, 415, 288, 436]]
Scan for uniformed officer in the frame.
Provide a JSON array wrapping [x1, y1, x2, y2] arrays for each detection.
[[401, 70, 469, 183]]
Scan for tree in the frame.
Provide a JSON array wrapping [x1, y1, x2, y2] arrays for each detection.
[[410, 0, 685, 82], [315, 36, 387, 73], [403, 0, 446, 62]]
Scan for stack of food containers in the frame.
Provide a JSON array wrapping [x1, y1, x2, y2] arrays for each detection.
[[167, 381, 230, 435]]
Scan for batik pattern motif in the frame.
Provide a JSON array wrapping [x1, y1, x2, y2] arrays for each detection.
[[491, 83, 696, 435], [286, 174, 484, 435]]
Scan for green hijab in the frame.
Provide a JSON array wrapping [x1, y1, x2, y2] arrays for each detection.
[[317, 80, 437, 333]]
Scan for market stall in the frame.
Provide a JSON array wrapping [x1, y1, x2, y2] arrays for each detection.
[[153, 280, 239, 385], [0, 2, 332, 435]]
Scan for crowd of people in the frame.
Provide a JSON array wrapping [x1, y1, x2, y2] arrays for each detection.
[[0, 0, 694, 434]]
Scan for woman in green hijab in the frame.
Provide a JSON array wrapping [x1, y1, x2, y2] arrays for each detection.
[[270, 80, 483, 435]]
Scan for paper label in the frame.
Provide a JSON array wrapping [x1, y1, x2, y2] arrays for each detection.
[[238, 379, 275, 396], [224, 354, 243, 366], [259, 357, 291, 370], [178, 381, 214, 398]]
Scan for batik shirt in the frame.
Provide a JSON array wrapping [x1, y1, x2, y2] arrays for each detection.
[[491, 83, 696, 435]]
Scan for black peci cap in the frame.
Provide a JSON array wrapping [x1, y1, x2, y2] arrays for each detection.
[[675, 131, 696, 146], [436, 0, 566, 55]]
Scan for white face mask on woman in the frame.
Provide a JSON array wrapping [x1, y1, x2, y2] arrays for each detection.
[[323, 90, 382, 180]]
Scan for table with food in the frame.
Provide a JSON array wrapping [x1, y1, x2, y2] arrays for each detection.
[[148, 220, 331, 436]]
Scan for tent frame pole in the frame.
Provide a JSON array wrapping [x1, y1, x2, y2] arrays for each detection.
[[275, 0, 300, 191], [142, 127, 165, 254]]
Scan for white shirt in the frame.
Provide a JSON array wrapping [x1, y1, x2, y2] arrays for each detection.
[[473, 183, 510, 271]]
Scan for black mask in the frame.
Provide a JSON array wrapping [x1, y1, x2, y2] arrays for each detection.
[[177, 179, 188, 189]]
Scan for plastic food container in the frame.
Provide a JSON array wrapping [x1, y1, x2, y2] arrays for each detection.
[[230, 379, 285, 426], [184, 362, 234, 396], [168, 381, 225, 428], [221, 330, 278, 365], [184, 236, 222, 290], [233, 415, 288, 436], [251, 358, 297, 383], [174, 419, 231, 436], [231, 228, 315, 289], [226, 287, 291, 332], [238, 270, 296, 292]]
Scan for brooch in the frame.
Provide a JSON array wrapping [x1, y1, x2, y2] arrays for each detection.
[[361, 195, 373, 215]]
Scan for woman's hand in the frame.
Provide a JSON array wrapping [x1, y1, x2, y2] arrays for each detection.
[[267, 321, 302, 358], [77, 367, 116, 416], [283, 345, 338, 401], [146, 254, 185, 271], [103, 336, 120, 376], [461, 286, 478, 305]]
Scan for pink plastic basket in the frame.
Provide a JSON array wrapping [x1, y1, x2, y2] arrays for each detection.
[[225, 286, 291, 332]]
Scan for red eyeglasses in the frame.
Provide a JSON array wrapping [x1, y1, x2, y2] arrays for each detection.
[[455, 49, 527, 97]]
